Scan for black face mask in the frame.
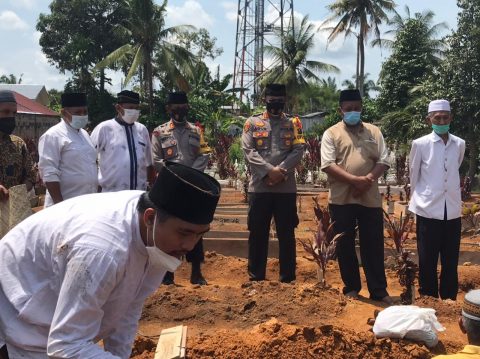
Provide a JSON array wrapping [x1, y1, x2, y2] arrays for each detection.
[[170, 108, 189, 122], [266, 101, 285, 115], [0, 117, 16, 135]]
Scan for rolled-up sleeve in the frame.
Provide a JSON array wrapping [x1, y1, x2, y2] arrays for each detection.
[[38, 133, 62, 182], [376, 131, 390, 168], [320, 130, 336, 170], [47, 246, 121, 359]]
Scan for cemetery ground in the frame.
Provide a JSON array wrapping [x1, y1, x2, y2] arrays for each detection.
[[130, 189, 480, 358]]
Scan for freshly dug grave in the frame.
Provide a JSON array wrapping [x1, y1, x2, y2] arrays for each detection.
[[131, 190, 479, 358], [131, 253, 477, 358]]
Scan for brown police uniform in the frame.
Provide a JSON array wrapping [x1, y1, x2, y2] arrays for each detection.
[[151, 119, 211, 266], [242, 112, 305, 282], [151, 120, 210, 172]]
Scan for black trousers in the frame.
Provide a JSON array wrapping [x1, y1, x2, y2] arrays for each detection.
[[0, 345, 8, 359], [329, 204, 388, 299], [247, 192, 298, 282], [416, 214, 461, 300]]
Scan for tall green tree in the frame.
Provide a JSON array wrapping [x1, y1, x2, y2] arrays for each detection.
[[376, 6, 447, 112], [96, 0, 196, 114], [0, 74, 23, 84], [37, 0, 126, 92], [324, 0, 396, 96], [260, 15, 339, 112], [296, 77, 340, 114], [430, 0, 480, 180]]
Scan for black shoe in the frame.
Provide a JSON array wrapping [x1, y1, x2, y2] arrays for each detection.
[[162, 271, 175, 285], [190, 271, 207, 285]]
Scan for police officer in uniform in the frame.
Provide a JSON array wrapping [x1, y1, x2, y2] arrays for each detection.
[[242, 83, 306, 283], [0, 90, 36, 202], [151, 92, 211, 285]]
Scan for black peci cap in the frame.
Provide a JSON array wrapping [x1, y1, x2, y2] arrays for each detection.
[[148, 162, 221, 225], [61, 92, 87, 107]]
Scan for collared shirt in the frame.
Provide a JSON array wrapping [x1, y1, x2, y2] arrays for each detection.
[[0, 133, 36, 189], [0, 191, 166, 359], [432, 345, 480, 358], [151, 120, 210, 173], [91, 119, 153, 192], [38, 120, 98, 207], [409, 131, 465, 220], [321, 121, 390, 208], [241, 112, 305, 193]]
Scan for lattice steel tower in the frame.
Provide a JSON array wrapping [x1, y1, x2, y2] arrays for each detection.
[[233, 0, 294, 105]]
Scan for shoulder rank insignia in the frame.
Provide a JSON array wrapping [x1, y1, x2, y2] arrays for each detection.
[[292, 116, 306, 145], [255, 120, 265, 128]]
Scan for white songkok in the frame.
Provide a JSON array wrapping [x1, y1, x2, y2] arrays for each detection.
[[428, 99, 451, 113]]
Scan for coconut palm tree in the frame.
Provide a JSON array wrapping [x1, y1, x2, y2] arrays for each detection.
[[371, 5, 447, 62], [0, 74, 23, 84], [323, 0, 396, 96], [260, 15, 339, 112], [342, 73, 380, 98], [95, 0, 196, 114]]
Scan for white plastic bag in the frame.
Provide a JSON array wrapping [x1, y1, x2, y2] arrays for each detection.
[[372, 305, 445, 347]]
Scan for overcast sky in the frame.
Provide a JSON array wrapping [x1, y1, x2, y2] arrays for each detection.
[[0, 0, 459, 93]]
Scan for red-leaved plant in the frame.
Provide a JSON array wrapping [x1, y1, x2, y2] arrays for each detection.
[[299, 197, 343, 287], [383, 210, 417, 304]]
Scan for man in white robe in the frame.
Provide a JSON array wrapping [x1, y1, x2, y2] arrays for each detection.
[[91, 90, 153, 192], [38, 92, 97, 207], [0, 162, 220, 359]]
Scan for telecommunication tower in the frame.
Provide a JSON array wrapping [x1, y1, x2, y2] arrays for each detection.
[[233, 0, 294, 105]]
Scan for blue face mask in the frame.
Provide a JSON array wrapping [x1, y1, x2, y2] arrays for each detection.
[[343, 111, 361, 126], [432, 124, 450, 135]]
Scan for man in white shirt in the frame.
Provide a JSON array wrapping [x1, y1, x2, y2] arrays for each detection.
[[91, 90, 154, 192], [409, 99, 465, 300], [38, 93, 98, 207], [0, 162, 220, 359]]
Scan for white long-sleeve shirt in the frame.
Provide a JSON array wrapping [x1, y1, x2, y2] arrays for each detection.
[[408, 131, 465, 220], [0, 191, 166, 358], [38, 120, 98, 207], [91, 119, 152, 192]]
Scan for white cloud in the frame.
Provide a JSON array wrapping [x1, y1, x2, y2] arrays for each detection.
[[33, 31, 42, 44], [10, 0, 37, 10], [221, 1, 237, 22], [0, 10, 29, 30], [166, 0, 213, 29]]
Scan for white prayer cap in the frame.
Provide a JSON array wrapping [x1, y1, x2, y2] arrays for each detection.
[[428, 99, 451, 113]]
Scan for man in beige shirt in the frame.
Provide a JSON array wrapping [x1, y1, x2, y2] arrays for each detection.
[[321, 89, 392, 304]]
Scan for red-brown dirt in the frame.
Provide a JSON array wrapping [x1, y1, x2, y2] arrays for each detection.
[[131, 190, 480, 358]]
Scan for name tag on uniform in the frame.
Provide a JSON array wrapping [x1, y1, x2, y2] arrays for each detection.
[[253, 131, 269, 138]]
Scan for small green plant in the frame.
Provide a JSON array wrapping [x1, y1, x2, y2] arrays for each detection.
[[299, 197, 343, 287]]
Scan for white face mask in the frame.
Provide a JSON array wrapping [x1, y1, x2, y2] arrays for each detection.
[[122, 109, 140, 124], [146, 214, 182, 271], [70, 115, 89, 130]]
